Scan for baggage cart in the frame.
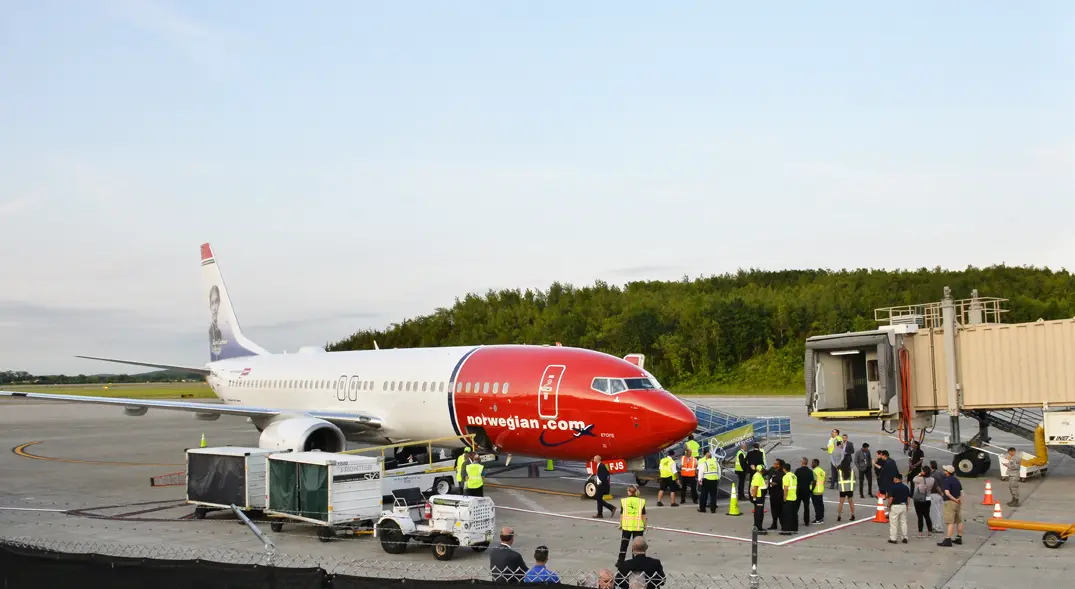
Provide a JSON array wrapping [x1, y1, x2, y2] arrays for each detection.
[[185, 446, 278, 519], [265, 451, 384, 541]]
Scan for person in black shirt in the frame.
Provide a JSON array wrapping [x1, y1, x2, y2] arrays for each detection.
[[766, 459, 784, 531], [746, 443, 765, 472], [593, 455, 616, 518], [907, 441, 925, 481], [794, 457, 815, 527], [886, 474, 911, 544]]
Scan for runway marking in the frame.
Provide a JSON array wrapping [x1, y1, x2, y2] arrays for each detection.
[[113, 503, 188, 518], [486, 482, 582, 498], [12, 441, 182, 467], [771, 515, 874, 545], [560, 476, 633, 487], [0, 506, 67, 513]]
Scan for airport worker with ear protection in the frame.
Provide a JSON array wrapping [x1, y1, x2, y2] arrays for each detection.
[[456, 446, 471, 491]]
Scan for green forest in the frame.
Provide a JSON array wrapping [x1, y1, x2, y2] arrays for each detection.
[[328, 265, 1075, 395]]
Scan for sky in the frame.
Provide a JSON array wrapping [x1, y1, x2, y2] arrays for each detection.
[[1, 1, 1073, 375]]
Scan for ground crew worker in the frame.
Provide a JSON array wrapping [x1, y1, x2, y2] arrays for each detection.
[[1004, 447, 1024, 507], [836, 461, 856, 521], [810, 458, 826, 523], [825, 429, 840, 489], [781, 462, 799, 534], [767, 459, 784, 531], [464, 453, 484, 497], [455, 446, 471, 491], [734, 442, 749, 500], [616, 485, 647, 564], [750, 465, 767, 535], [685, 434, 700, 459], [656, 449, 678, 507], [679, 450, 698, 504], [697, 449, 719, 513]]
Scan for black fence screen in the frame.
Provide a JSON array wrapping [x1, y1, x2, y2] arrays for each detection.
[[0, 542, 586, 589]]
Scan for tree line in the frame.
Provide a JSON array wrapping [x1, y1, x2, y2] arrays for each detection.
[[0, 369, 205, 386], [327, 265, 1075, 391]]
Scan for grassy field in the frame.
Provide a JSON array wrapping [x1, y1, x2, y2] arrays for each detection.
[[2, 382, 217, 399]]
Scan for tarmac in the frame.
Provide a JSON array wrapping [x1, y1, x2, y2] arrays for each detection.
[[1, 395, 1073, 588]]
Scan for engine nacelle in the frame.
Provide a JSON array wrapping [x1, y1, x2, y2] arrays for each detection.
[[258, 416, 346, 453], [124, 406, 148, 417]]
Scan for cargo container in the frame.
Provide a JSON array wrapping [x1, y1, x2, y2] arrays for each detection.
[[265, 451, 384, 541], [804, 288, 1075, 477], [185, 446, 278, 519]]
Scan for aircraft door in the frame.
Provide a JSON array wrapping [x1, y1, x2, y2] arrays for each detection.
[[538, 365, 565, 420]]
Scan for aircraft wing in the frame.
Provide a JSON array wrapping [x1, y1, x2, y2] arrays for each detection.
[[73, 355, 211, 376], [0, 390, 384, 430]]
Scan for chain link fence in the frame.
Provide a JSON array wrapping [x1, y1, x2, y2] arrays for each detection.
[[1, 535, 958, 589]]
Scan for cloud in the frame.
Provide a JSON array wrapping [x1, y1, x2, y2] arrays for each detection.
[[102, 0, 236, 73]]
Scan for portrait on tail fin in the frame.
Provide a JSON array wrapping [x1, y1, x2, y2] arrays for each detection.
[[208, 285, 226, 360]]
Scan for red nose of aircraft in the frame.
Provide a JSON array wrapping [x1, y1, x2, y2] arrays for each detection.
[[644, 391, 699, 445]]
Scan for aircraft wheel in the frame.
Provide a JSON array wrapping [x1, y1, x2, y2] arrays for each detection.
[[635, 475, 648, 487]]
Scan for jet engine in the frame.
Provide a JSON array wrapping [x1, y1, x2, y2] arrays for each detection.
[[258, 416, 347, 453]]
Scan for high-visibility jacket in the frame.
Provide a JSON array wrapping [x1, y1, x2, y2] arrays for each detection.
[[827, 437, 836, 454], [685, 439, 700, 458], [465, 463, 484, 489], [812, 467, 826, 495], [750, 472, 766, 498], [782, 472, 798, 502], [455, 455, 467, 482], [659, 456, 676, 479], [702, 457, 720, 480], [620, 497, 646, 532], [680, 456, 697, 477], [734, 450, 746, 472], [838, 470, 856, 493]]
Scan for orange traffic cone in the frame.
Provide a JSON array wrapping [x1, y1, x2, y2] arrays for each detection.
[[873, 494, 888, 523], [981, 480, 997, 505], [988, 502, 1005, 530]]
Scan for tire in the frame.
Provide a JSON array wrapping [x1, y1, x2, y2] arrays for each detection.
[[583, 477, 598, 500], [317, 527, 334, 542], [954, 451, 989, 478], [432, 535, 458, 561], [434, 477, 453, 496], [635, 475, 648, 487], [270, 522, 283, 533], [1043, 531, 1065, 549], [193, 507, 208, 520], [378, 520, 408, 555], [472, 541, 489, 553]]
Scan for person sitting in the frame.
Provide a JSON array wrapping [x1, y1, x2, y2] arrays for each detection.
[[523, 546, 561, 584]]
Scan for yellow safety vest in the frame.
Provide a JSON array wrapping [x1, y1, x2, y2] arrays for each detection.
[[827, 438, 836, 454], [838, 470, 855, 493], [620, 497, 645, 531], [455, 454, 466, 482], [659, 456, 675, 478], [734, 450, 746, 472], [703, 457, 720, 480], [750, 472, 766, 498], [812, 467, 826, 495], [685, 440, 700, 458], [783, 472, 798, 502], [465, 463, 484, 489]]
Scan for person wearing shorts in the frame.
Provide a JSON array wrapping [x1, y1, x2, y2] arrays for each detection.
[[937, 465, 964, 547], [836, 459, 856, 521]]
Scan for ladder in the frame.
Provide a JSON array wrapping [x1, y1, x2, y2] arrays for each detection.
[[964, 408, 1075, 459]]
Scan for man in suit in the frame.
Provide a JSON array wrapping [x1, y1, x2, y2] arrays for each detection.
[[489, 527, 528, 584], [615, 537, 665, 589], [593, 455, 616, 518]]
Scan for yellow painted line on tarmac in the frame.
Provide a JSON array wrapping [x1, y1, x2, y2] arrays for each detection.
[[12, 441, 182, 467], [486, 482, 584, 498]]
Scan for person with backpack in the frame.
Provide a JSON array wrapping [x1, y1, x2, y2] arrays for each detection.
[[912, 465, 937, 537]]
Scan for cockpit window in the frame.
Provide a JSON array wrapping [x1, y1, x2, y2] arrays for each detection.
[[609, 378, 627, 394], [591, 378, 609, 393], [624, 377, 658, 390]]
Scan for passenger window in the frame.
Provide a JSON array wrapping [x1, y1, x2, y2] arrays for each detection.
[[492, 382, 499, 394], [592, 378, 609, 393], [439, 382, 445, 393], [465, 382, 472, 393], [503, 382, 509, 394], [421, 382, 427, 392], [455, 381, 462, 393], [609, 379, 627, 394], [483, 382, 490, 394]]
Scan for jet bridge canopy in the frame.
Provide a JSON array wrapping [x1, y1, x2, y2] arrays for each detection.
[[804, 330, 895, 418]]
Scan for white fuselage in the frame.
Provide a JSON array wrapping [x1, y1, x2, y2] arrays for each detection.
[[207, 346, 478, 443]]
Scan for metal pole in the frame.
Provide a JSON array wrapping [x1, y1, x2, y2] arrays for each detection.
[[230, 504, 276, 564], [748, 526, 759, 589], [941, 287, 961, 447]]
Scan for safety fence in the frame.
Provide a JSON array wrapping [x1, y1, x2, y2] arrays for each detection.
[[1, 536, 963, 589]]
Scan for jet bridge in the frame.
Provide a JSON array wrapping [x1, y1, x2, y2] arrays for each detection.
[[804, 287, 1075, 477]]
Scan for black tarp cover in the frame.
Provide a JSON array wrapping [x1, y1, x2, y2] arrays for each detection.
[[269, 459, 329, 522], [187, 452, 246, 506]]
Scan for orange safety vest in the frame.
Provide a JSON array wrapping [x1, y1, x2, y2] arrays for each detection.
[[680, 456, 697, 477]]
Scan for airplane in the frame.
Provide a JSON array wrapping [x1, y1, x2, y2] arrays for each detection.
[[1, 243, 698, 470]]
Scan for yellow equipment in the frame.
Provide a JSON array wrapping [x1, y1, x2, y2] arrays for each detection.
[[985, 518, 1074, 549], [1021, 424, 1049, 468]]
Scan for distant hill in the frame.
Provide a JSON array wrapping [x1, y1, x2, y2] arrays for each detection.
[[1, 368, 205, 386], [327, 265, 1075, 392]]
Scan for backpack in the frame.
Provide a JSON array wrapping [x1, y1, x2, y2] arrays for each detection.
[[912, 478, 929, 502]]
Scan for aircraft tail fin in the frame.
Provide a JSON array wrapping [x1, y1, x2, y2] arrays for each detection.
[[201, 243, 269, 361]]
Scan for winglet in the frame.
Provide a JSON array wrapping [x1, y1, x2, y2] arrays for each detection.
[[200, 243, 214, 262]]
